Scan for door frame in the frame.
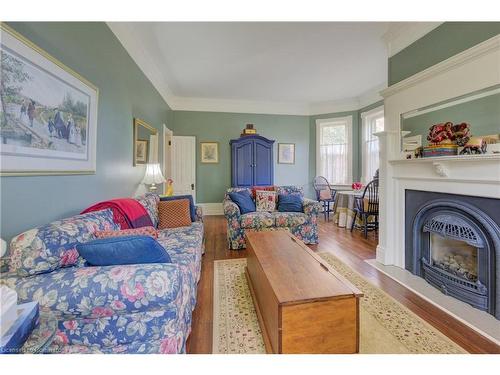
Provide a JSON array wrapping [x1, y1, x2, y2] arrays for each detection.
[[162, 124, 173, 194], [171, 135, 197, 202]]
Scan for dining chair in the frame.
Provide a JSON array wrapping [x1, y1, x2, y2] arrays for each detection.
[[350, 179, 379, 238], [313, 176, 337, 221]]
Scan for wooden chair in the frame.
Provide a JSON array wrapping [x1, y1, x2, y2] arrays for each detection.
[[313, 176, 337, 221], [350, 179, 379, 238]]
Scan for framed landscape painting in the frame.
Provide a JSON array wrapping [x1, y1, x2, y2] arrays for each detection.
[[278, 143, 295, 164], [200, 142, 219, 163], [0, 23, 98, 176]]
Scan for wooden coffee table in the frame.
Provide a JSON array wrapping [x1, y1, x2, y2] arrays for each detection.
[[245, 230, 363, 354]]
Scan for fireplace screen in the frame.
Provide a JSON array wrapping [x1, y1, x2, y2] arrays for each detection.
[[430, 234, 478, 282]]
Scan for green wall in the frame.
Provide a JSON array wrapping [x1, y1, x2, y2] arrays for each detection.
[[402, 92, 500, 146], [389, 22, 500, 85], [170, 111, 312, 202], [171, 104, 385, 204], [1, 22, 171, 240]]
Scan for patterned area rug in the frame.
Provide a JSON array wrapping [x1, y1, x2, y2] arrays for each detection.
[[212, 252, 467, 354]]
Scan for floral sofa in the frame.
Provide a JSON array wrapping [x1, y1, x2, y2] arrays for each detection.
[[0, 193, 204, 354], [223, 186, 321, 250]]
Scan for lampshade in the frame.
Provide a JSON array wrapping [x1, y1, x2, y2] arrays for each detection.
[[142, 163, 166, 185]]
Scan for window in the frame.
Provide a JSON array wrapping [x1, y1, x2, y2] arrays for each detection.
[[361, 106, 384, 184], [316, 116, 353, 185]]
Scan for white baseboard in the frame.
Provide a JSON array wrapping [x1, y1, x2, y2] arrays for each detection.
[[198, 203, 224, 216]]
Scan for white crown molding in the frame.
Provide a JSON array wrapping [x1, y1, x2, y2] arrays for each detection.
[[107, 22, 177, 106], [357, 83, 386, 109], [307, 98, 360, 116], [108, 22, 386, 116], [171, 96, 310, 116], [381, 34, 500, 99], [382, 22, 443, 58], [173, 88, 385, 116]]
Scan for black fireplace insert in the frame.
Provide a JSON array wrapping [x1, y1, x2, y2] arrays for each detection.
[[405, 190, 500, 319]]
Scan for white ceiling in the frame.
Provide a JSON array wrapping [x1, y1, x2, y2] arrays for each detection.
[[108, 22, 441, 115]]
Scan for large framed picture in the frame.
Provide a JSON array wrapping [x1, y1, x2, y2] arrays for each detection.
[[200, 142, 219, 163], [278, 143, 295, 164], [0, 23, 98, 176]]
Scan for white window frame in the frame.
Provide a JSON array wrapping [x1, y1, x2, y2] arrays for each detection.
[[315, 115, 353, 187], [361, 106, 384, 184]]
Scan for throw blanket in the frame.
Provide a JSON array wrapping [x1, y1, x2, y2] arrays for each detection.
[[81, 198, 153, 229]]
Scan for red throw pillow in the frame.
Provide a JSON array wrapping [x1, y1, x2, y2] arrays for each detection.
[[94, 226, 158, 239], [251, 186, 275, 199], [158, 199, 192, 229]]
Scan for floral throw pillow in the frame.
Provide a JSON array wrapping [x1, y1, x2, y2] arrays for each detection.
[[255, 190, 277, 212]]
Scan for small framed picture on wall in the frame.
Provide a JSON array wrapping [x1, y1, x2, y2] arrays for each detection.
[[278, 143, 295, 164], [135, 139, 149, 164], [200, 142, 219, 163]]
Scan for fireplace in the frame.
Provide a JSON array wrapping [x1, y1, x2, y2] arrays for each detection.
[[405, 190, 500, 319]]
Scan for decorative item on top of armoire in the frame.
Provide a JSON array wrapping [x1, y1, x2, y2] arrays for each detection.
[[230, 135, 275, 187], [241, 123, 257, 136]]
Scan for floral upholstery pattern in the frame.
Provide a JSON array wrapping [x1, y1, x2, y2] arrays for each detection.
[[195, 206, 204, 223], [276, 185, 304, 196], [1, 202, 204, 354], [274, 212, 307, 227], [135, 193, 160, 227], [9, 209, 119, 277], [240, 212, 275, 229], [223, 186, 321, 250]]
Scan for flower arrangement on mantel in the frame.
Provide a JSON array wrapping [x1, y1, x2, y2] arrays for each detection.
[[417, 122, 487, 158]]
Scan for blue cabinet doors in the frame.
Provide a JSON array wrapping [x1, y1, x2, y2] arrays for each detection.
[[230, 135, 275, 187]]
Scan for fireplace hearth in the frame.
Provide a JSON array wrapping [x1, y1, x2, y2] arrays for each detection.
[[405, 190, 500, 319]]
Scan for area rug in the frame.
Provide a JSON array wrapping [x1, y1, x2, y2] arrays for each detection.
[[212, 252, 467, 354]]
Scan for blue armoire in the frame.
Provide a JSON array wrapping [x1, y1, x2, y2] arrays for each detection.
[[230, 135, 275, 187]]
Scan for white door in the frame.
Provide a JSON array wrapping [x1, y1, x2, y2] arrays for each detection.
[[171, 136, 196, 202]]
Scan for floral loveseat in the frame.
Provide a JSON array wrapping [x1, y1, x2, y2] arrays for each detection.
[[223, 186, 321, 250], [0, 193, 204, 354]]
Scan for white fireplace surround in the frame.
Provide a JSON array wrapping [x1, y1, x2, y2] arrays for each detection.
[[376, 34, 500, 269]]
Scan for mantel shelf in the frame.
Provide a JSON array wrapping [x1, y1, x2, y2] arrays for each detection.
[[389, 154, 500, 164]]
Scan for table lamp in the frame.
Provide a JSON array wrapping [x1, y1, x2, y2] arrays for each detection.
[[141, 163, 166, 192]]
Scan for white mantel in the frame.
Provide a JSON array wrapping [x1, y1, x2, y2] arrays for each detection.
[[376, 34, 500, 268]]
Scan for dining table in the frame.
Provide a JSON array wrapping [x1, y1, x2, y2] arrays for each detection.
[[332, 189, 365, 229]]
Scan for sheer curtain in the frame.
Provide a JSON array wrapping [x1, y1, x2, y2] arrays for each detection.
[[362, 108, 384, 184], [317, 116, 352, 185], [319, 143, 347, 184]]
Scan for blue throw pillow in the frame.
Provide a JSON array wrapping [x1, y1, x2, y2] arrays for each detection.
[[76, 236, 171, 266], [160, 195, 196, 222], [228, 190, 256, 214], [278, 194, 303, 212]]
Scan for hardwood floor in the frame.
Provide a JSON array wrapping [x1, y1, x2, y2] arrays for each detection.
[[186, 215, 500, 354]]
